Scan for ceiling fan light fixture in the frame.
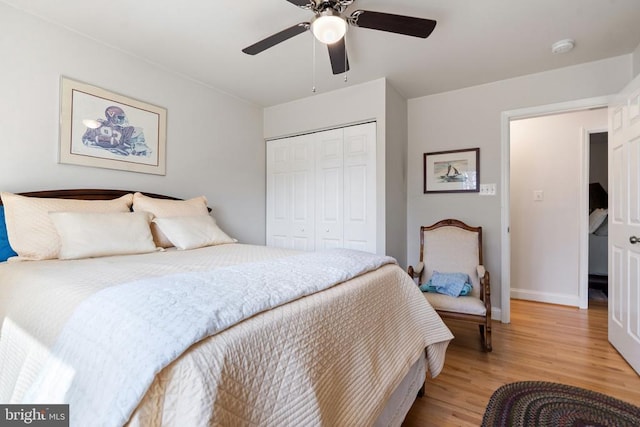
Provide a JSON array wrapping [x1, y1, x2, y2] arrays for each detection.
[[311, 11, 347, 44]]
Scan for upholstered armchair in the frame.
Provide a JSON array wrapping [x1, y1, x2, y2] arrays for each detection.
[[408, 219, 492, 352]]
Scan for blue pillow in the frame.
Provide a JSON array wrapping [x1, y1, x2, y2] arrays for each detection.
[[0, 206, 17, 262]]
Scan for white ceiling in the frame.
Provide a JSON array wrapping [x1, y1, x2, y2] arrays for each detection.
[[4, 0, 640, 107]]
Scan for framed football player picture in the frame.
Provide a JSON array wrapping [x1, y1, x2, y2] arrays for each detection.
[[59, 77, 167, 175]]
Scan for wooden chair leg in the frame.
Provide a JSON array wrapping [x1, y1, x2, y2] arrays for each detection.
[[479, 323, 492, 352]]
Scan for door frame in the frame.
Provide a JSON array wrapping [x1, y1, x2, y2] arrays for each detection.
[[581, 127, 608, 308], [500, 95, 611, 324]]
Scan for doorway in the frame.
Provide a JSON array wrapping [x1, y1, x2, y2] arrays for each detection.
[[500, 96, 611, 324], [587, 132, 609, 305], [508, 109, 607, 309]]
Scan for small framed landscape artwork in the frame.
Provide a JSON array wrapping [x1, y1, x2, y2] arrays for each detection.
[[423, 148, 479, 193], [59, 77, 167, 175]]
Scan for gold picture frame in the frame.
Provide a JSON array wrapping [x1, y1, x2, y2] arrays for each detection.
[[59, 77, 167, 175]]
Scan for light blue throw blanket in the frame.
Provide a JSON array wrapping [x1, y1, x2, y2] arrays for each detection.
[[24, 248, 396, 427], [419, 271, 471, 297]]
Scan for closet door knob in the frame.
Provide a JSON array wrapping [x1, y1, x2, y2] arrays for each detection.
[[630, 236, 640, 244]]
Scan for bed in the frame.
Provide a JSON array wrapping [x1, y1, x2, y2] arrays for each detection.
[[0, 189, 453, 427]]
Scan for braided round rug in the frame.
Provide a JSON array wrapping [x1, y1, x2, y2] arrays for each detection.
[[481, 381, 640, 427]]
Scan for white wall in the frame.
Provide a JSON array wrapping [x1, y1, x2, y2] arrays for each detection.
[[263, 78, 385, 140], [407, 55, 632, 315], [384, 82, 408, 267], [0, 4, 266, 244], [510, 109, 607, 306]]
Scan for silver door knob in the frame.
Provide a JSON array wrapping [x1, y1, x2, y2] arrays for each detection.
[[631, 236, 640, 244]]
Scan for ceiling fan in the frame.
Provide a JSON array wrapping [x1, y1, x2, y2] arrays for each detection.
[[242, 0, 437, 75]]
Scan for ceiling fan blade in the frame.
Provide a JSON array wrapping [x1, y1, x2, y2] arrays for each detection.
[[327, 38, 349, 75], [242, 23, 309, 55], [350, 10, 437, 39], [285, 0, 314, 7]]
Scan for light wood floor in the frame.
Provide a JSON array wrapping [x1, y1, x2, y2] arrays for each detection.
[[402, 299, 640, 427]]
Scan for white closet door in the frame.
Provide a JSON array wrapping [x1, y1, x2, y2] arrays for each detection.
[[343, 122, 376, 253], [267, 122, 377, 253], [290, 135, 315, 251], [266, 139, 289, 248], [315, 128, 344, 250], [266, 135, 315, 250]]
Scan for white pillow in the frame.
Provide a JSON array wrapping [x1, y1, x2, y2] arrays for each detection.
[[152, 215, 236, 250], [132, 192, 209, 248], [0, 192, 133, 261], [49, 211, 157, 260], [588, 208, 608, 234]]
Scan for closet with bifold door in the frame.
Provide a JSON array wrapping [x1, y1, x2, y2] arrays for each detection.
[[266, 121, 377, 254]]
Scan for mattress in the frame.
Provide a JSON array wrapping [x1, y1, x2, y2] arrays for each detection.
[[0, 244, 453, 426]]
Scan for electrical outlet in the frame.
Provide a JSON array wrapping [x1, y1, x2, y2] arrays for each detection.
[[533, 190, 544, 201]]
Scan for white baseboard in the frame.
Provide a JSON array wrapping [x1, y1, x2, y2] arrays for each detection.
[[491, 307, 502, 321], [510, 288, 581, 307]]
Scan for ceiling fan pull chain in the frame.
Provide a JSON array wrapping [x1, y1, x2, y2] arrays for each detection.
[[312, 33, 317, 93], [343, 34, 348, 83]]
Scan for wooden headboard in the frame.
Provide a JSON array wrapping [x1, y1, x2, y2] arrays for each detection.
[[0, 189, 181, 206]]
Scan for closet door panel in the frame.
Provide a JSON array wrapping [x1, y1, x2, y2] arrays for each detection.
[[267, 135, 315, 250], [343, 164, 368, 251], [290, 135, 315, 251], [316, 168, 343, 250], [266, 139, 291, 248], [267, 122, 376, 253], [316, 129, 344, 249], [343, 122, 376, 253]]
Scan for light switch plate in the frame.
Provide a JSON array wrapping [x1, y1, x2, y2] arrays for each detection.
[[533, 190, 544, 201], [479, 184, 496, 196]]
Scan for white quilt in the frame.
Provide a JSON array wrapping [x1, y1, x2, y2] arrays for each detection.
[[0, 244, 453, 426], [25, 249, 396, 426]]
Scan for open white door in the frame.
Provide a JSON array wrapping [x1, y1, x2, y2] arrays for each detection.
[[609, 73, 640, 375]]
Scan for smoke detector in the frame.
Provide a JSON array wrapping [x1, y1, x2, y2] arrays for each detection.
[[551, 39, 575, 54]]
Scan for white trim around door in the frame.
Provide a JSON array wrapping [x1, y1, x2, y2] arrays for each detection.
[[500, 96, 611, 324]]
